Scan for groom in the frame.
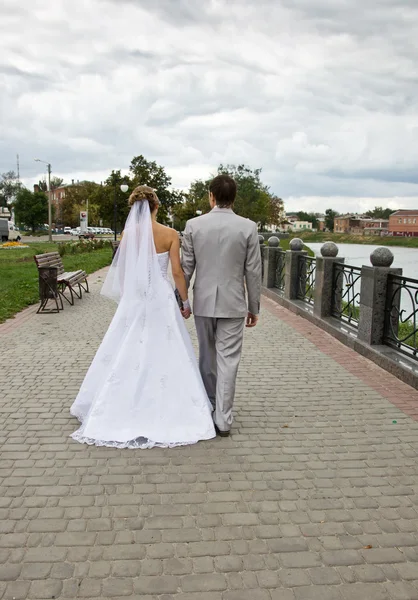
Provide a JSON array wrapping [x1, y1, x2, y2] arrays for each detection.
[[181, 174, 262, 436]]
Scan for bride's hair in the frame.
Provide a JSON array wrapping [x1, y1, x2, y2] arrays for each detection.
[[128, 185, 159, 211]]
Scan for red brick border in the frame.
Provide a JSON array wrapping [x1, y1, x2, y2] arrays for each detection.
[[262, 296, 418, 422], [0, 304, 39, 336]]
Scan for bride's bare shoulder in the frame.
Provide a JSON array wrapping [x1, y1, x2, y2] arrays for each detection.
[[158, 223, 174, 232], [155, 222, 177, 238], [153, 222, 179, 253]]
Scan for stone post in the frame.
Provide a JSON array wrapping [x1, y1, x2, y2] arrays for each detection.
[[358, 247, 402, 345], [263, 236, 280, 288], [314, 242, 345, 319], [276, 248, 287, 291], [258, 235, 265, 281], [284, 238, 307, 300]]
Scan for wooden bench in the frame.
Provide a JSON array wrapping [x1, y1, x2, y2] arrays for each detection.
[[34, 252, 89, 311]]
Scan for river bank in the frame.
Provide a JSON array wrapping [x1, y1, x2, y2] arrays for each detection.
[[298, 231, 418, 248]]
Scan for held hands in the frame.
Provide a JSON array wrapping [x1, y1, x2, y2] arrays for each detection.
[[246, 312, 258, 328], [181, 299, 192, 320]]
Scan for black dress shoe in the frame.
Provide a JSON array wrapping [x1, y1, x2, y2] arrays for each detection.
[[215, 424, 230, 437]]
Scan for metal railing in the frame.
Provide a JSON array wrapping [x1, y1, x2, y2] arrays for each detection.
[[274, 252, 286, 291], [331, 263, 362, 328], [259, 242, 265, 280], [384, 274, 418, 360], [297, 255, 316, 304]]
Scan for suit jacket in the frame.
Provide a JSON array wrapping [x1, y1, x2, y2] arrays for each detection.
[[181, 207, 262, 318]]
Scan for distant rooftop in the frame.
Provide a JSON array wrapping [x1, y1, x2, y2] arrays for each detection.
[[390, 209, 418, 216]]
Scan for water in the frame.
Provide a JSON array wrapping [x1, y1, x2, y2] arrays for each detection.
[[305, 243, 418, 281], [305, 243, 418, 322]]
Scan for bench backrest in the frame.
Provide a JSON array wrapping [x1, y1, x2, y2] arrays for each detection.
[[34, 252, 64, 275]]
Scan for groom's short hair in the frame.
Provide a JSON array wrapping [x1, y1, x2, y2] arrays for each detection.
[[209, 175, 237, 208]]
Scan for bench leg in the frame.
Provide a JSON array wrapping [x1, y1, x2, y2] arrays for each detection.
[[59, 283, 74, 306], [71, 284, 82, 300], [37, 294, 61, 314], [79, 278, 89, 294]]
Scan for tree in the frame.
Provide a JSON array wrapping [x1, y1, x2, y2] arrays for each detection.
[[325, 208, 339, 232], [97, 170, 134, 231], [97, 171, 132, 232], [38, 177, 64, 193], [296, 211, 319, 229], [365, 206, 393, 220], [14, 188, 48, 233], [61, 180, 104, 228], [216, 164, 264, 223], [51, 177, 64, 189], [217, 164, 283, 230], [173, 164, 284, 231], [0, 170, 20, 212], [269, 196, 285, 229], [171, 180, 210, 230], [129, 155, 183, 224]]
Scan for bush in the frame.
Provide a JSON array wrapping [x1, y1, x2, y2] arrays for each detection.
[[22, 230, 47, 237], [58, 239, 112, 257]]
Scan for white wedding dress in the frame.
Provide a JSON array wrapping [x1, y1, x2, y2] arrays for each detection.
[[70, 201, 216, 449]]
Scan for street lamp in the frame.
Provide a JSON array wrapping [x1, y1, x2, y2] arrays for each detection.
[[196, 210, 202, 216], [114, 183, 129, 241], [34, 158, 52, 242]]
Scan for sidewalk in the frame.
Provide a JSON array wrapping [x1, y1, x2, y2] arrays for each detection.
[[1, 271, 418, 600]]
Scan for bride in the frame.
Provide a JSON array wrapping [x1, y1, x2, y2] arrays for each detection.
[[70, 185, 216, 449]]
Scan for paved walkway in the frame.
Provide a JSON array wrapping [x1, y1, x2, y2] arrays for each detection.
[[1, 270, 418, 600]]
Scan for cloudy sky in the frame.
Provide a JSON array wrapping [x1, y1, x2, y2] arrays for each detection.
[[1, 0, 418, 214]]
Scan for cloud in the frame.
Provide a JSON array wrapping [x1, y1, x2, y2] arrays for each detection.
[[1, 0, 418, 213]]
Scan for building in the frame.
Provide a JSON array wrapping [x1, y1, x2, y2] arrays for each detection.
[[334, 214, 388, 235], [0, 205, 11, 219], [34, 181, 77, 228], [389, 210, 418, 237], [363, 219, 389, 236], [318, 217, 326, 232], [50, 184, 69, 206], [281, 214, 313, 232], [334, 214, 362, 233], [290, 221, 313, 232]]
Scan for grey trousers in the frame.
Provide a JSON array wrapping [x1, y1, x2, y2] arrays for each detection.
[[194, 316, 245, 432]]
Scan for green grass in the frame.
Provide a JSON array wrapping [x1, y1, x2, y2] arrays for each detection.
[[394, 321, 417, 350], [339, 303, 417, 350], [265, 238, 314, 256], [0, 243, 112, 323], [298, 231, 418, 248]]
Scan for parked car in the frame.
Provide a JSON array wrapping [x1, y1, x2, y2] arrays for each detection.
[[0, 219, 8, 242], [0, 219, 21, 242], [64, 227, 72, 234], [79, 229, 95, 239]]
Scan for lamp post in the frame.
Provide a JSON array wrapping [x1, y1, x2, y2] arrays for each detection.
[[196, 210, 202, 216], [114, 183, 129, 241], [34, 158, 52, 242]]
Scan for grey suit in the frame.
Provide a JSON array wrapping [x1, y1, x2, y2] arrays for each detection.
[[181, 207, 262, 432]]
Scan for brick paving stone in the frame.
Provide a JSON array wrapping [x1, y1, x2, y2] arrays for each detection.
[[0, 270, 418, 598]]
